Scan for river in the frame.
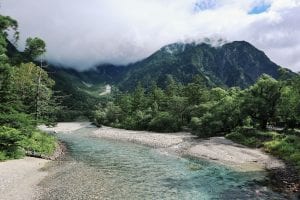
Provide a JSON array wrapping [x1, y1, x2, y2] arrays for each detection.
[[38, 126, 286, 200]]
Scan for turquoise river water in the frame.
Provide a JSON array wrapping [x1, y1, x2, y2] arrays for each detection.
[[38, 127, 287, 200]]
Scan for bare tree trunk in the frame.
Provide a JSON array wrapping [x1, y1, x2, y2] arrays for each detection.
[[35, 65, 42, 121]]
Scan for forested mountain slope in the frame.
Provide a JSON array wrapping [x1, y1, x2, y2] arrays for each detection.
[[50, 41, 294, 91], [119, 41, 290, 89]]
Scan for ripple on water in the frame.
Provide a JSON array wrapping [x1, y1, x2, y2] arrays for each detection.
[[38, 128, 287, 200]]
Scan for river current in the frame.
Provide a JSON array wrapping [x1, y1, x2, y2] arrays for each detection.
[[38, 127, 286, 200]]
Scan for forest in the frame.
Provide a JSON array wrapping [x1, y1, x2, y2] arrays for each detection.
[[92, 74, 300, 171], [0, 15, 58, 160]]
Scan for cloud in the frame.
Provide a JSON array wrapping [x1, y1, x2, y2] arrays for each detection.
[[1, 0, 300, 71]]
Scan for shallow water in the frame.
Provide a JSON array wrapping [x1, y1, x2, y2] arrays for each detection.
[[38, 127, 286, 200]]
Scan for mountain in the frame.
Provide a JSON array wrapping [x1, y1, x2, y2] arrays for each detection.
[[119, 41, 287, 90], [49, 40, 295, 91]]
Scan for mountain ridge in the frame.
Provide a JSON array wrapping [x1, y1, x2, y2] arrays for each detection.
[[48, 40, 295, 91]]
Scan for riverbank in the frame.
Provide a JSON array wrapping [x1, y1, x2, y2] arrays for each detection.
[[40, 122, 299, 197], [0, 136, 66, 200], [0, 157, 49, 200], [41, 123, 285, 171], [91, 126, 284, 172]]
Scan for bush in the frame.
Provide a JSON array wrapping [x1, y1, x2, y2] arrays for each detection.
[[264, 135, 300, 170], [226, 127, 276, 147], [227, 127, 300, 171], [0, 126, 57, 161], [226, 130, 260, 147], [0, 113, 35, 131], [0, 151, 6, 161], [93, 110, 107, 127], [132, 110, 152, 130], [148, 112, 180, 132], [20, 130, 57, 156], [190, 114, 224, 137], [0, 126, 25, 160]]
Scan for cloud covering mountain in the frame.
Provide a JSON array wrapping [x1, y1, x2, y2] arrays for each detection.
[[1, 0, 300, 71]]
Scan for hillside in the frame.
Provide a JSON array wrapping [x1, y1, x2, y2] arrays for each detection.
[[44, 40, 297, 121], [119, 41, 286, 89], [50, 41, 294, 91]]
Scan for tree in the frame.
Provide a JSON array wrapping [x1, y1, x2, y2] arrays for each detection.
[[148, 112, 179, 132], [184, 75, 209, 105], [167, 96, 188, 126], [12, 63, 56, 122], [242, 75, 282, 130], [165, 75, 178, 97], [0, 127, 24, 160], [0, 15, 18, 47], [24, 37, 46, 61], [277, 76, 300, 129], [132, 82, 145, 111], [0, 16, 21, 113], [190, 88, 242, 137], [149, 81, 165, 110]]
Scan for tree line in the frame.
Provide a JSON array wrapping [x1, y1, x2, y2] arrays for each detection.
[[93, 73, 300, 170], [94, 73, 300, 133]]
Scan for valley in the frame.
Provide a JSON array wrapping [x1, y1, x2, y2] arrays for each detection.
[[1, 5, 300, 200]]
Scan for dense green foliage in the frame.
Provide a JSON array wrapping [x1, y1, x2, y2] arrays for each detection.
[[0, 15, 58, 161], [94, 74, 300, 132], [0, 126, 56, 161], [0, 126, 24, 160], [93, 73, 300, 169]]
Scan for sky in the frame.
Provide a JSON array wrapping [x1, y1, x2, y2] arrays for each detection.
[[1, 0, 300, 72]]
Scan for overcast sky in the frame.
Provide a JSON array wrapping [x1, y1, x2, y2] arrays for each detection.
[[1, 0, 300, 71]]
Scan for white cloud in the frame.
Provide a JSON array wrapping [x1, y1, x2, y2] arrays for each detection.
[[1, 0, 299, 71]]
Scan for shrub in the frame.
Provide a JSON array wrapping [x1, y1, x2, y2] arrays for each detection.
[[93, 110, 107, 127], [0, 113, 35, 131], [226, 127, 276, 147], [264, 135, 300, 171], [0, 126, 25, 160], [227, 127, 300, 171], [0, 151, 7, 161], [190, 114, 224, 137], [148, 112, 180, 132], [20, 130, 57, 156]]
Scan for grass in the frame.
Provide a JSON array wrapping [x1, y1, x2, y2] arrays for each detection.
[[20, 130, 57, 156], [226, 127, 277, 147], [226, 127, 300, 172], [264, 135, 300, 171]]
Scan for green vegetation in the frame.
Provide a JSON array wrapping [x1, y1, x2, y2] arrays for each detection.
[[93, 72, 300, 171], [0, 15, 58, 161], [227, 128, 300, 171], [119, 41, 295, 90], [264, 135, 300, 170], [49, 40, 296, 121], [0, 13, 299, 174]]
